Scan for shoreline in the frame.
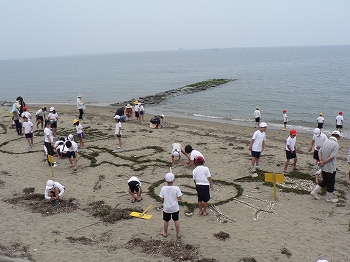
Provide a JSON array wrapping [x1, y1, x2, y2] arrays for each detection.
[[1, 104, 349, 261]]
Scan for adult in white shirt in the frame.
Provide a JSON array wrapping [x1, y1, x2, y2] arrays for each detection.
[[77, 93, 85, 120], [44, 120, 56, 167], [308, 128, 328, 170]]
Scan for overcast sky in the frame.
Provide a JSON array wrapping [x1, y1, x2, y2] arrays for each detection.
[[1, 0, 349, 60]]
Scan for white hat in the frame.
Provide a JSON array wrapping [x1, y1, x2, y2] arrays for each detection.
[[46, 180, 54, 189], [49, 107, 55, 112], [259, 122, 267, 128], [77, 93, 82, 98], [313, 128, 321, 135], [67, 134, 74, 141], [172, 150, 180, 158], [114, 115, 121, 119], [161, 114, 165, 119], [331, 130, 342, 137], [165, 172, 175, 182]]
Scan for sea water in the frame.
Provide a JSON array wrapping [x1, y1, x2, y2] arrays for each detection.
[[1, 45, 350, 137]]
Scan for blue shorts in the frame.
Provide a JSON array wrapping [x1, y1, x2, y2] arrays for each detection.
[[286, 150, 297, 160], [251, 151, 261, 158], [196, 185, 210, 202], [66, 151, 76, 159], [77, 132, 84, 138]]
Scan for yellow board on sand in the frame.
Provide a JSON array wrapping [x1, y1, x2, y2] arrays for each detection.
[[130, 204, 153, 220], [264, 173, 285, 200]]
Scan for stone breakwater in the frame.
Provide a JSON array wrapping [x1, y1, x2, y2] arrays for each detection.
[[110, 78, 235, 107]]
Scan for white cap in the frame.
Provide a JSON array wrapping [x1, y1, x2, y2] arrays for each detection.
[[172, 150, 180, 157], [313, 128, 321, 135], [50, 107, 55, 112], [46, 180, 54, 189], [165, 172, 175, 182], [331, 130, 342, 137], [161, 114, 165, 119], [259, 122, 267, 128], [114, 115, 121, 119]]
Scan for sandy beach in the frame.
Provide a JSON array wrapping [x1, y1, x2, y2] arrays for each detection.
[[0, 104, 349, 262]]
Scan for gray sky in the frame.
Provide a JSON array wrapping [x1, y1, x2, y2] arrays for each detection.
[[1, 0, 349, 60]]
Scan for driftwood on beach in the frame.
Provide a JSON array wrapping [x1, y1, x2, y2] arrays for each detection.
[[110, 78, 235, 107]]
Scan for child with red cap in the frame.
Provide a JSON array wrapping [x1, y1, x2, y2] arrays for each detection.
[[284, 129, 299, 173]]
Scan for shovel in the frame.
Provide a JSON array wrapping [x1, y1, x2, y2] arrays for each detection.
[[130, 204, 153, 220]]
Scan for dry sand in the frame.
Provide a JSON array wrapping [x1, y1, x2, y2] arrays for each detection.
[[0, 104, 349, 262]]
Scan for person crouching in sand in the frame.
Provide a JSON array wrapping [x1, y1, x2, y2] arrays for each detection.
[[45, 180, 65, 207], [192, 156, 213, 216]]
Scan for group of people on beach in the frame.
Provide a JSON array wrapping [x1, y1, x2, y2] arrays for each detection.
[[251, 106, 348, 203]]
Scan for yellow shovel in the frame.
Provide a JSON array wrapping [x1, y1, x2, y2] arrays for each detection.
[[130, 204, 153, 220]]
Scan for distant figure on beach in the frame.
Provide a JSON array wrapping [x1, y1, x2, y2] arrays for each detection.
[[114, 115, 122, 149], [115, 106, 126, 122], [45, 179, 65, 206], [308, 128, 327, 181], [183, 145, 204, 167], [139, 103, 145, 122], [192, 156, 213, 216], [48, 107, 59, 137], [65, 140, 79, 171], [282, 109, 288, 131], [335, 111, 343, 133], [346, 147, 350, 184], [77, 93, 85, 120], [249, 122, 267, 172], [253, 107, 261, 128], [159, 172, 182, 238], [35, 107, 46, 129], [22, 116, 34, 149], [150, 114, 164, 129], [21, 106, 32, 122], [11, 101, 22, 135], [284, 129, 299, 173], [310, 131, 341, 203], [16, 96, 25, 115], [124, 104, 133, 121], [316, 113, 324, 129], [128, 176, 143, 203], [134, 100, 140, 122], [44, 120, 56, 167], [73, 119, 85, 149], [171, 142, 182, 164]]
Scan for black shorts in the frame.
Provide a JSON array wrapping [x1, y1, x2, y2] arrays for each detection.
[[116, 134, 121, 138], [50, 121, 57, 128], [317, 123, 323, 128], [336, 124, 342, 129], [286, 150, 297, 160], [313, 150, 320, 160], [135, 112, 140, 117], [255, 117, 260, 122], [128, 181, 140, 193], [37, 116, 44, 121], [196, 185, 210, 202], [25, 133, 33, 138], [66, 151, 76, 158], [163, 210, 179, 222], [251, 151, 261, 158]]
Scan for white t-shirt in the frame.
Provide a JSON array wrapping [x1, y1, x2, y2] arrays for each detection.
[[251, 130, 266, 152], [336, 115, 343, 125], [48, 112, 59, 121], [254, 110, 261, 118], [22, 121, 33, 134], [44, 127, 54, 143], [66, 141, 78, 152], [76, 123, 83, 134], [286, 136, 296, 151], [159, 185, 182, 213], [316, 116, 324, 123], [172, 143, 182, 156], [190, 150, 204, 161], [36, 109, 46, 117], [283, 113, 288, 122], [115, 122, 122, 135], [192, 165, 211, 185], [313, 133, 328, 150]]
